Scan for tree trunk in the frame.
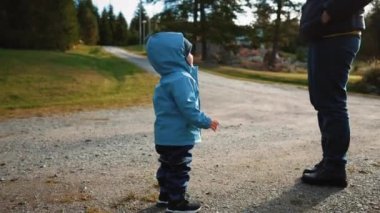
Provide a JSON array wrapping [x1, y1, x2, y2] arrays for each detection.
[[192, 0, 198, 54], [200, 0, 207, 61], [269, 0, 282, 70]]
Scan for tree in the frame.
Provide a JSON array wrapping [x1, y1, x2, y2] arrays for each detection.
[[251, 0, 300, 69], [77, 0, 99, 45], [107, 5, 118, 44], [146, 0, 249, 61], [0, 0, 79, 50], [99, 8, 113, 45], [130, 1, 149, 45], [114, 12, 129, 45], [359, 0, 380, 59], [208, 1, 245, 45], [251, 0, 273, 47]]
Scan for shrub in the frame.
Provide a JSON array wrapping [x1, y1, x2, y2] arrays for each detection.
[[355, 67, 380, 95]]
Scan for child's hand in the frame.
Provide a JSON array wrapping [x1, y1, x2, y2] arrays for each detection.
[[210, 120, 219, 132]]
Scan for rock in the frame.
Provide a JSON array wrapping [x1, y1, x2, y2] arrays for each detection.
[[0, 177, 5, 181], [10, 177, 19, 182], [0, 163, 5, 166], [80, 186, 88, 192], [40, 164, 46, 168]]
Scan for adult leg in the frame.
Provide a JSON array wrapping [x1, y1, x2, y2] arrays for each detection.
[[302, 35, 360, 186]]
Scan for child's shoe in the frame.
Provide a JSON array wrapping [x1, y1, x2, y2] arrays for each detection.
[[156, 193, 169, 208], [166, 199, 201, 213]]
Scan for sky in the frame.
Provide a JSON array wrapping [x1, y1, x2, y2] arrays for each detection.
[[92, 0, 255, 26], [92, 0, 164, 25], [92, 0, 374, 26]]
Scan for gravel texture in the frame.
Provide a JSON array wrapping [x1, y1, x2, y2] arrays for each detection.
[[0, 47, 379, 213]]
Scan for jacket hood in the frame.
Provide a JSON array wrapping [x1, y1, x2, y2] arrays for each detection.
[[146, 32, 192, 76]]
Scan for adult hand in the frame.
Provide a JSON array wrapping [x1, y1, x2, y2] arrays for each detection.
[[210, 120, 219, 132], [321, 10, 331, 24]]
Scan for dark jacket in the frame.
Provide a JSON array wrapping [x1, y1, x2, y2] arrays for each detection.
[[300, 0, 373, 41]]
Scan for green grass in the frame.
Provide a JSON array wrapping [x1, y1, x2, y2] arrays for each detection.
[[202, 65, 363, 91], [0, 45, 158, 119], [123, 45, 146, 56]]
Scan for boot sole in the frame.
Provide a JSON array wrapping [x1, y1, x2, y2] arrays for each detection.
[[156, 201, 168, 208], [165, 206, 201, 213], [301, 176, 348, 188]]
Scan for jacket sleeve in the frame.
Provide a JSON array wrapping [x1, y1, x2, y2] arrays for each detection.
[[170, 76, 212, 129], [324, 0, 373, 20]]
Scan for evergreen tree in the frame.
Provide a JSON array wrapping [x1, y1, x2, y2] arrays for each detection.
[[146, 0, 250, 60], [77, 0, 99, 45], [114, 12, 129, 45], [108, 5, 117, 44], [0, 0, 79, 50], [99, 8, 113, 45], [36, 0, 79, 50], [266, 0, 300, 69], [130, 2, 149, 45], [251, 0, 273, 47], [360, 1, 380, 59]]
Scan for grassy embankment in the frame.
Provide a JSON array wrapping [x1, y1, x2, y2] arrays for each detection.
[[0, 45, 158, 120]]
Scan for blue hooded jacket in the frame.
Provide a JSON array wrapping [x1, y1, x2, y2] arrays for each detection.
[[146, 32, 212, 146]]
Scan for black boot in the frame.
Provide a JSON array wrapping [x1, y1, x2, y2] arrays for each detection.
[[302, 166, 347, 188], [156, 193, 169, 208], [303, 160, 324, 174], [166, 199, 201, 213]]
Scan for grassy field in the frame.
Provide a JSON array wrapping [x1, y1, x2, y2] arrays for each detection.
[[0, 46, 158, 120], [202, 65, 363, 91]]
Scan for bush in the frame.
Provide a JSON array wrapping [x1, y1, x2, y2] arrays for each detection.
[[355, 67, 380, 95], [295, 47, 307, 62]]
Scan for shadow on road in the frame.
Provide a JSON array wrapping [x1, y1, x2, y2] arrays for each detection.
[[244, 180, 344, 213], [137, 205, 165, 213]]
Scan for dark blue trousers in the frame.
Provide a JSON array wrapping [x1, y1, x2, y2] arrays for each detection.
[[155, 145, 193, 202], [308, 35, 360, 169]]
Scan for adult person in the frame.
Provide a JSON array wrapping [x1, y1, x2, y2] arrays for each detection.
[[299, 0, 373, 187]]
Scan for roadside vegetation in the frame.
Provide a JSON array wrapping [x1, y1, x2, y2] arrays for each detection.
[[202, 66, 367, 92], [124, 45, 379, 95], [124, 45, 147, 56], [0, 46, 158, 120]]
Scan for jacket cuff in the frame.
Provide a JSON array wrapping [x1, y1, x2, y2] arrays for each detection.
[[204, 117, 212, 129]]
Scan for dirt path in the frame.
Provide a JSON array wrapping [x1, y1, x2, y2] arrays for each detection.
[[0, 47, 379, 213]]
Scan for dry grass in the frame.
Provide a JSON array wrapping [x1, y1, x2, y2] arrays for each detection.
[[0, 46, 158, 120]]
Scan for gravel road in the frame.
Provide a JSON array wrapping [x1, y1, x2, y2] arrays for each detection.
[[0, 47, 379, 213]]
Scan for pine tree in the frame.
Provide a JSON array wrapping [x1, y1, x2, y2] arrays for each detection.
[[99, 8, 113, 45], [146, 0, 249, 60], [108, 5, 117, 44], [41, 0, 79, 50], [77, 0, 99, 45], [114, 12, 128, 45], [0, 0, 79, 50], [130, 2, 149, 45]]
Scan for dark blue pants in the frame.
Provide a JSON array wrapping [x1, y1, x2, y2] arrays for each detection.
[[155, 145, 193, 202], [308, 35, 360, 169]]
